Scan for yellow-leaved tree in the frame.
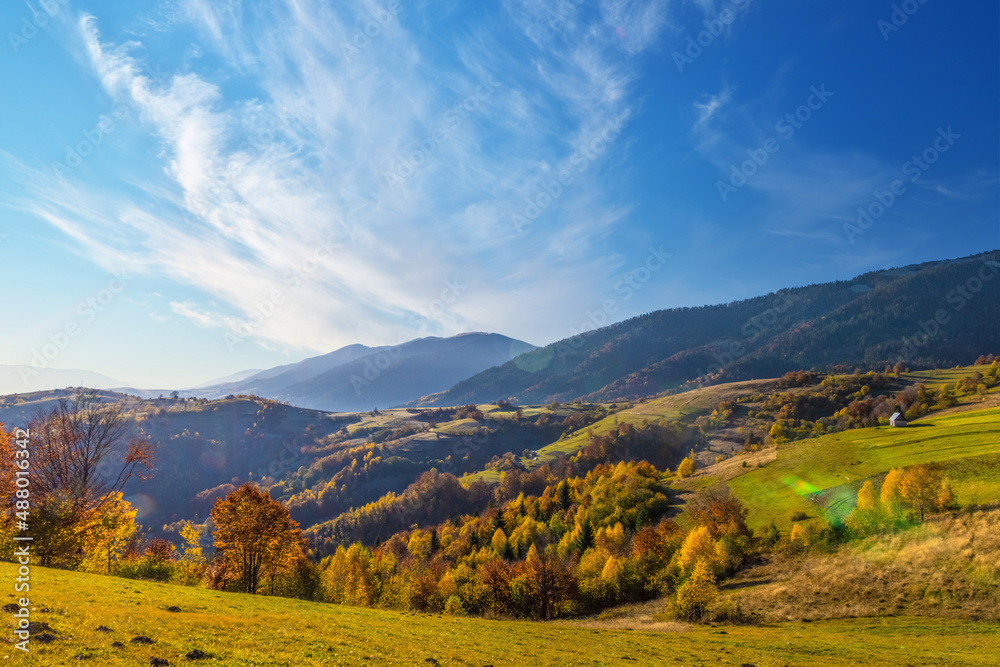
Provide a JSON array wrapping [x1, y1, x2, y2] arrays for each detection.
[[899, 463, 945, 522], [677, 456, 696, 477], [407, 529, 434, 561], [936, 480, 958, 512], [880, 468, 906, 520], [673, 559, 718, 621], [323, 542, 380, 606], [519, 544, 574, 620], [81, 492, 137, 574], [845, 479, 885, 536], [177, 521, 207, 583], [879, 464, 952, 523], [678, 525, 719, 574], [29, 393, 153, 568], [595, 522, 627, 556], [491, 528, 509, 558]]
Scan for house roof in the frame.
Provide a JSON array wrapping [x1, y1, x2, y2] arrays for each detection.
[[890, 412, 905, 421]]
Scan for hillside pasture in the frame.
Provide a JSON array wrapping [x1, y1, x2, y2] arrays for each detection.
[[723, 407, 1000, 531], [4, 563, 999, 666]]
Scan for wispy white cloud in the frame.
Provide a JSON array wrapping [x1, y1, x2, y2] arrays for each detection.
[[10, 1, 670, 352], [689, 83, 897, 239], [694, 87, 731, 126], [169, 301, 218, 328], [600, 0, 670, 56]]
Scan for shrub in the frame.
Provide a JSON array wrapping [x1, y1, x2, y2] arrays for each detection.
[[113, 557, 175, 582], [845, 479, 887, 537], [677, 457, 695, 477], [761, 521, 781, 550], [203, 559, 240, 591], [715, 533, 752, 575], [444, 595, 466, 616], [672, 560, 718, 621], [707, 596, 759, 625]]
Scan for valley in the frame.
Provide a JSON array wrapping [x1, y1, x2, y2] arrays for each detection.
[[2, 356, 998, 664]]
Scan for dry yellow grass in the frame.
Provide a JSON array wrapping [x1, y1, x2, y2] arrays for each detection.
[[722, 504, 1000, 622], [14, 562, 1000, 665], [701, 444, 777, 481], [563, 617, 693, 633]]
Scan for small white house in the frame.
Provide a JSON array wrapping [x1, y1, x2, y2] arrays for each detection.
[[890, 412, 907, 427]]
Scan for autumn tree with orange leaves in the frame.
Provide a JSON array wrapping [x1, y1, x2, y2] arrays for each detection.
[[0, 425, 17, 553], [210, 483, 305, 594]]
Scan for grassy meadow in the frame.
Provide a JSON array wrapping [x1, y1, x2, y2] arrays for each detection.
[[723, 406, 1000, 531], [4, 562, 999, 666]]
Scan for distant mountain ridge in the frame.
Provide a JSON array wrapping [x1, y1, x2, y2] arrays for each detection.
[[7, 252, 996, 412], [192, 368, 264, 388], [0, 366, 128, 396], [188, 333, 536, 412], [416, 251, 1000, 406]]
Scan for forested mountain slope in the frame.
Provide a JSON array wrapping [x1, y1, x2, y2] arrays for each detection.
[[418, 251, 1000, 405]]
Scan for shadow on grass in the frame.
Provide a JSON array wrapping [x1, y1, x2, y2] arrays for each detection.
[[719, 578, 774, 592]]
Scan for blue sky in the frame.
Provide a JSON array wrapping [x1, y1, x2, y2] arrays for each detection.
[[1, 0, 997, 390]]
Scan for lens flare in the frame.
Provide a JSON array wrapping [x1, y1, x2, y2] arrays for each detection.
[[124, 493, 157, 520], [200, 448, 227, 472], [781, 475, 820, 497]]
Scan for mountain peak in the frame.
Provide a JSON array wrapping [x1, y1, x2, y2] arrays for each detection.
[[162, 332, 537, 411]]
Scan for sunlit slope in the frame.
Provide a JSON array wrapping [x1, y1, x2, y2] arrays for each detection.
[[6, 563, 999, 666], [461, 379, 779, 483], [725, 406, 1000, 531]]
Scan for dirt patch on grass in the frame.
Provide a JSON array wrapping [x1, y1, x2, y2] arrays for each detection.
[[568, 618, 692, 632], [679, 445, 777, 488], [554, 599, 693, 633]]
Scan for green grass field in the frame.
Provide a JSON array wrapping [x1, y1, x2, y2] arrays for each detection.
[[5, 563, 999, 666], [902, 365, 990, 386], [725, 407, 1000, 530]]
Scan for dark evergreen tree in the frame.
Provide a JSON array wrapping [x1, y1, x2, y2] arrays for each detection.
[[557, 480, 572, 510], [574, 519, 594, 554]]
